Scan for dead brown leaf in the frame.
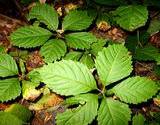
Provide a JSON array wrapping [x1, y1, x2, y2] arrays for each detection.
[[26, 51, 44, 72], [150, 32, 160, 48]]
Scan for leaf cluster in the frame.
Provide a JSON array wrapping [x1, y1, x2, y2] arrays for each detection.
[[0, 2, 159, 125]]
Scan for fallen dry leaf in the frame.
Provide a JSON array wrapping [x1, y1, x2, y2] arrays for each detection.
[[97, 21, 111, 32], [26, 51, 44, 72], [154, 98, 160, 106], [150, 32, 160, 48], [29, 93, 63, 111]]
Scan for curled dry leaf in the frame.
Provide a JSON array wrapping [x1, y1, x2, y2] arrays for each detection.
[[153, 98, 160, 106], [97, 21, 111, 32], [65, 3, 78, 13], [56, 7, 63, 16], [56, 1, 83, 16]]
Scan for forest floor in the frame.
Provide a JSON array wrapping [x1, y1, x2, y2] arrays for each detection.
[[0, 0, 160, 125]]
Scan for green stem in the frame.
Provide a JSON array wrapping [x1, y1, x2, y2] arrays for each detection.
[[137, 30, 143, 47]]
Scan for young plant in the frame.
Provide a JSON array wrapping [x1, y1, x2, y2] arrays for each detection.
[[0, 53, 38, 124], [10, 3, 98, 65], [10, 4, 152, 68], [0, 53, 21, 102], [32, 44, 158, 125], [7, 2, 160, 125], [0, 52, 41, 102]]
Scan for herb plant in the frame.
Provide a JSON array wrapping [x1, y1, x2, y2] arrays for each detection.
[[33, 44, 158, 125], [0, 2, 159, 125], [0, 53, 21, 102], [10, 3, 97, 64]]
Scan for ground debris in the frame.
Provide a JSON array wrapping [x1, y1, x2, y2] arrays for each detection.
[[150, 32, 160, 48], [0, 14, 24, 49], [91, 27, 126, 42], [0, 103, 10, 110], [30, 93, 64, 125], [26, 51, 45, 72], [31, 105, 65, 125], [134, 62, 160, 81]]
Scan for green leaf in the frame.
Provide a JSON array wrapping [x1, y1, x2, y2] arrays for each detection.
[[5, 104, 32, 122], [95, 44, 132, 86], [27, 69, 42, 83], [156, 59, 160, 65], [56, 94, 98, 125], [9, 50, 29, 60], [125, 35, 138, 54], [28, 3, 58, 30], [64, 51, 83, 61], [113, 76, 158, 104], [0, 54, 18, 77], [132, 113, 145, 125], [113, 5, 148, 31], [154, 65, 160, 77], [62, 10, 93, 31], [125, 32, 149, 54], [96, 12, 111, 25], [80, 54, 94, 69], [65, 32, 97, 49], [40, 39, 67, 63], [147, 19, 160, 35], [38, 60, 97, 96], [134, 44, 160, 64], [97, 98, 131, 125], [87, 9, 97, 20], [90, 38, 106, 56], [0, 111, 23, 125], [10, 26, 52, 48], [0, 78, 21, 102], [0, 46, 5, 53]]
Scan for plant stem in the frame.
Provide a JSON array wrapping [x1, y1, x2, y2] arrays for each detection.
[[137, 30, 143, 47]]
